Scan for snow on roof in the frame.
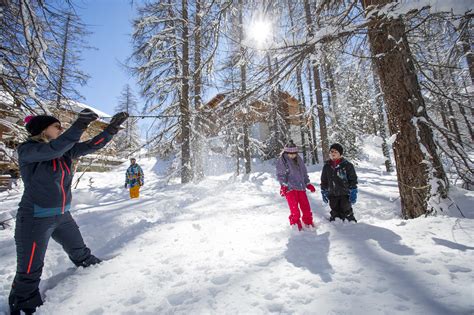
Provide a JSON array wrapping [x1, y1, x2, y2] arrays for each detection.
[[58, 99, 111, 123]]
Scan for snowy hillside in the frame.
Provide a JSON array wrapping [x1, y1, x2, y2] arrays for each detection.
[[1, 151, 473, 314]]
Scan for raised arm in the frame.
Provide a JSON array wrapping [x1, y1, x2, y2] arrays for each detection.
[[18, 126, 84, 163], [18, 109, 98, 164], [65, 112, 129, 159], [65, 131, 113, 159]]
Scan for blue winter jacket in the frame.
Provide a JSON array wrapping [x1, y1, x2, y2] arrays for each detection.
[[125, 164, 144, 188], [18, 125, 114, 217]]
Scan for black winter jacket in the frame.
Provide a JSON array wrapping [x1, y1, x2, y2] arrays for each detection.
[[18, 125, 113, 217], [320, 158, 358, 197]]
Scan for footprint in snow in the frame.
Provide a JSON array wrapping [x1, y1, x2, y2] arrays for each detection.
[[446, 265, 471, 273], [173, 268, 184, 275], [264, 293, 277, 300], [211, 274, 230, 285], [267, 303, 284, 313], [416, 258, 432, 264], [395, 305, 410, 311], [167, 291, 193, 306], [339, 287, 352, 295], [373, 287, 388, 293], [425, 269, 440, 275], [88, 308, 105, 315], [124, 295, 143, 306]]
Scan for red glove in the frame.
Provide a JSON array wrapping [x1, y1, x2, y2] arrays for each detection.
[[280, 185, 288, 197], [306, 184, 316, 193]]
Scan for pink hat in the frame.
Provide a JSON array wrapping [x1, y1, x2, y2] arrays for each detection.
[[283, 140, 299, 153]]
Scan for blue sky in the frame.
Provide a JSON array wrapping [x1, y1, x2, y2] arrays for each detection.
[[75, 0, 140, 117]]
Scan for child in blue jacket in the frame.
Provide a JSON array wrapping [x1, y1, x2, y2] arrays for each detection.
[[125, 158, 144, 198], [9, 109, 128, 314]]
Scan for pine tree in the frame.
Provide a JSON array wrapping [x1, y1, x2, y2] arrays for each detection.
[[362, 0, 449, 218], [114, 84, 141, 156]]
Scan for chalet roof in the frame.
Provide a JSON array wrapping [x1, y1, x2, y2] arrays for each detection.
[[202, 93, 230, 110], [55, 100, 111, 123], [203, 90, 299, 110]]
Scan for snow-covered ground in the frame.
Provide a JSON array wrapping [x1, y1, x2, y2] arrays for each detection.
[[1, 148, 473, 314]]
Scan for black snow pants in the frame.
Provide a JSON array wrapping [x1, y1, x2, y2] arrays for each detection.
[[329, 195, 354, 220], [9, 210, 93, 312]]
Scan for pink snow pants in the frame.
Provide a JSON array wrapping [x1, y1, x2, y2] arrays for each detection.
[[285, 190, 313, 227]]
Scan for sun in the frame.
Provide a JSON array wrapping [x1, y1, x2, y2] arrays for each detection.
[[247, 19, 272, 48]]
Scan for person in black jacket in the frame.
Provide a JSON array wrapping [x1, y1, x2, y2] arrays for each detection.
[[320, 143, 358, 222], [8, 109, 128, 315]]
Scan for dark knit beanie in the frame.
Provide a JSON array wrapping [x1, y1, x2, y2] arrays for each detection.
[[284, 140, 299, 153], [24, 115, 60, 136], [329, 143, 344, 155]]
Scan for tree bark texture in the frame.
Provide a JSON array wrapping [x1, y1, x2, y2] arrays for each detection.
[[181, 0, 192, 183], [363, 0, 448, 218]]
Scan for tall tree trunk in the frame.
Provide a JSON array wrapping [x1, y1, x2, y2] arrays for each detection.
[[363, 0, 448, 218], [306, 61, 319, 164], [370, 60, 393, 172], [267, 53, 280, 158], [459, 17, 474, 85], [323, 54, 338, 115], [56, 14, 70, 108], [238, 0, 251, 174], [125, 85, 130, 150], [459, 77, 474, 141], [193, 0, 204, 181], [287, 0, 307, 163], [296, 66, 307, 163], [432, 48, 463, 146], [303, 0, 329, 161], [180, 0, 192, 183]]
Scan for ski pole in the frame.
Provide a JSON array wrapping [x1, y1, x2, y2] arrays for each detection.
[[99, 115, 179, 119]]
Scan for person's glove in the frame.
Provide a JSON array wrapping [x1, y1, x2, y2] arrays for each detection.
[[124, 183, 128, 189], [139, 180, 144, 187], [105, 112, 129, 135], [280, 185, 288, 197], [321, 189, 329, 204], [349, 188, 358, 204], [72, 109, 99, 130], [306, 184, 316, 193]]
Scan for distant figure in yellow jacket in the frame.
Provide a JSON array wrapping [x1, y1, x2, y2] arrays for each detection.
[[125, 158, 144, 198]]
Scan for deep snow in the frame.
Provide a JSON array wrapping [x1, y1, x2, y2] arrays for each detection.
[[1, 147, 473, 314]]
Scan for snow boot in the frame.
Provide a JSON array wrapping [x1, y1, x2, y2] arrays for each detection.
[[346, 214, 357, 223], [10, 308, 35, 315], [78, 255, 102, 268], [9, 290, 42, 315]]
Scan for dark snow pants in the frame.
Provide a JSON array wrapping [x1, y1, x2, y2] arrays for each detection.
[[329, 195, 354, 220], [9, 210, 92, 312]]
